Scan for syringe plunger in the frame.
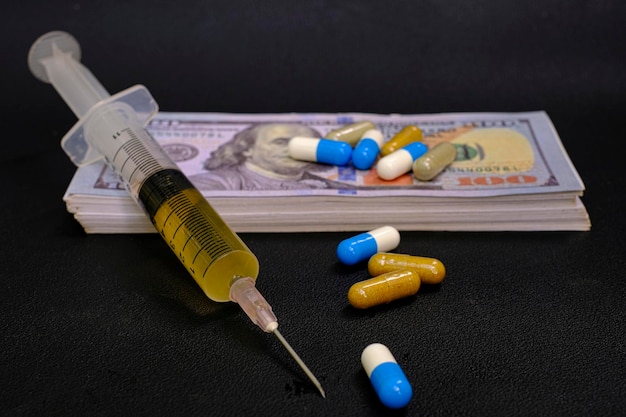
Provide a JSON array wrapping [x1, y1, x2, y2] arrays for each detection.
[[28, 31, 110, 118]]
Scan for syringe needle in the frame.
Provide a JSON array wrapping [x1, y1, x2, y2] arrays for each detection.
[[230, 277, 326, 398], [273, 328, 326, 398]]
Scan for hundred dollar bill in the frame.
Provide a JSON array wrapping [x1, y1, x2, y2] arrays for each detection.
[[63, 111, 589, 232], [66, 111, 584, 198]]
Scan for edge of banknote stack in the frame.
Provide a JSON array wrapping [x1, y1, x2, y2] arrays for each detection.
[[62, 111, 591, 233]]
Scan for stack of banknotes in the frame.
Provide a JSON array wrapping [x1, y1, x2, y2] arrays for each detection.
[[63, 111, 590, 232]]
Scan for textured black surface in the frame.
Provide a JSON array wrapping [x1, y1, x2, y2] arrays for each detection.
[[2, 1, 626, 416]]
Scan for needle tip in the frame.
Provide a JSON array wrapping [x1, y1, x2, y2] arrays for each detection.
[[273, 329, 326, 398]]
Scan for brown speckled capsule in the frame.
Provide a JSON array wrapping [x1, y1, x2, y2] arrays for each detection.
[[380, 125, 423, 156], [368, 253, 446, 285], [348, 269, 421, 309]]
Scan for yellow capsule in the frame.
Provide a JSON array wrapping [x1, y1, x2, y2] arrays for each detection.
[[368, 253, 446, 285], [380, 125, 423, 156], [348, 269, 421, 309], [412, 142, 457, 181], [325, 121, 376, 146]]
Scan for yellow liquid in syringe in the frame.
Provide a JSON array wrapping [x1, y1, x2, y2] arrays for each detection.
[[139, 169, 259, 302]]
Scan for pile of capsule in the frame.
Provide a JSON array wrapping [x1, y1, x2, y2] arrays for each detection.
[[336, 225, 446, 409], [336, 225, 446, 309], [288, 121, 457, 181]]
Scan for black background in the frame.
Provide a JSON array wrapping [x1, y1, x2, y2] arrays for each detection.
[[2, 1, 625, 416]]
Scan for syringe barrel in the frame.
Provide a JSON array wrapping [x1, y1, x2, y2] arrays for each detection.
[[83, 101, 177, 197], [81, 99, 259, 302]]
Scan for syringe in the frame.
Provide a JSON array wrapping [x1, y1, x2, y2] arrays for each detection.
[[28, 31, 325, 398]]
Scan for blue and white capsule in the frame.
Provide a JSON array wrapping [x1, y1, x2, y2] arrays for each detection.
[[362, 343, 413, 409], [336, 226, 400, 266], [288, 136, 352, 166], [376, 142, 428, 180], [352, 129, 384, 170]]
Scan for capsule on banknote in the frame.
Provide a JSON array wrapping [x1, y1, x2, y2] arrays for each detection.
[[381, 125, 422, 156], [325, 121, 376, 147], [412, 142, 457, 181]]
